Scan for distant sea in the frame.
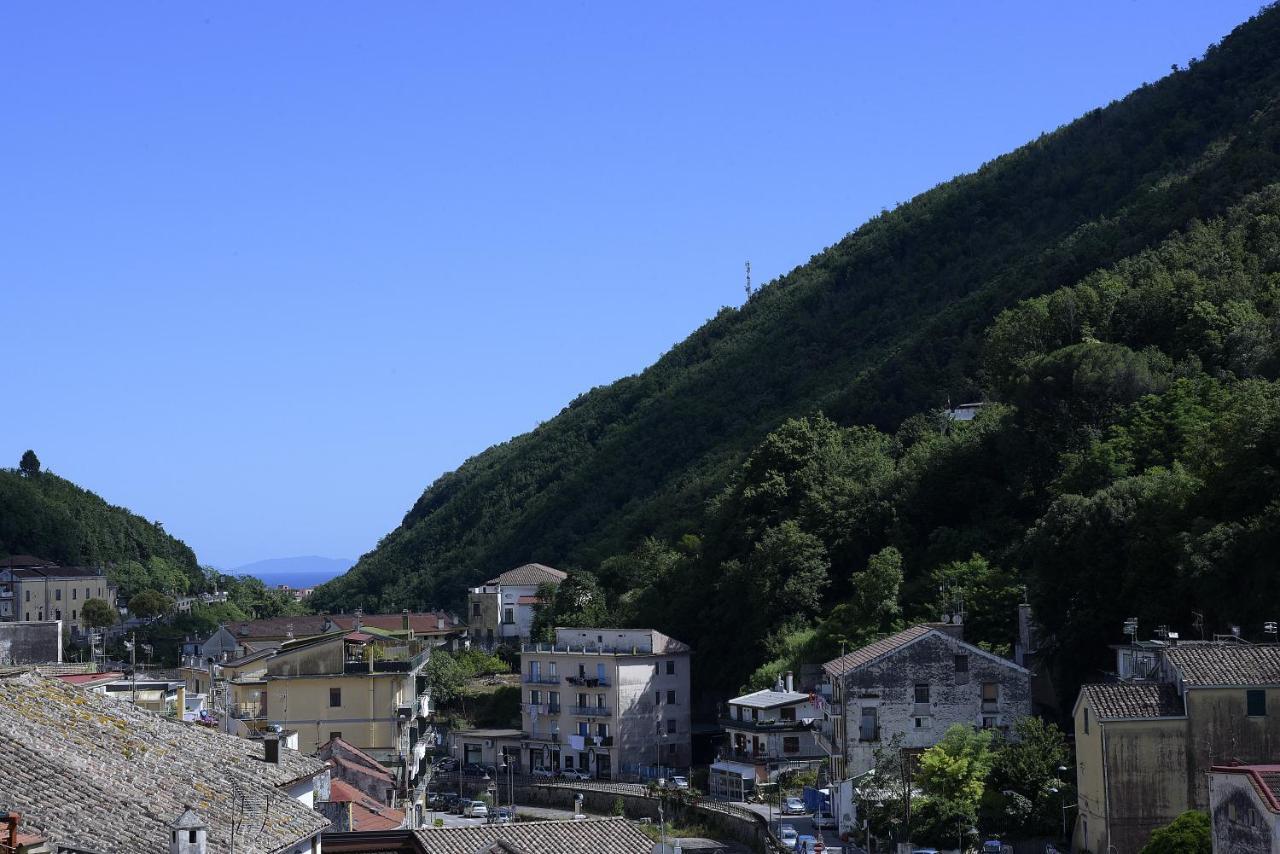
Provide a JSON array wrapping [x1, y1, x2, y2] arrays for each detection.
[[228, 556, 354, 589]]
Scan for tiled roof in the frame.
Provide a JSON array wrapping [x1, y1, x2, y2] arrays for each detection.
[[1164, 643, 1280, 686], [1211, 764, 1280, 812], [822, 625, 933, 676], [0, 555, 56, 568], [326, 780, 405, 831], [223, 612, 460, 639], [320, 736, 395, 780], [490, 564, 568, 587], [1081, 682, 1185, 720], [0, 671, 329, 853], [414, 818, 652, 854]]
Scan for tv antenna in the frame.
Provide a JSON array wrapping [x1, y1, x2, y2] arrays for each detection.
[[744, 261, 752, 299], [1265, 621, 1278, 641], [1123, 617, 1138, 642]]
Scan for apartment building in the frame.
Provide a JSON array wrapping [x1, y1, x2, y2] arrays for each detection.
[[468, 563, 566, 648], [0, 555, 116, 634], [520, 627, 691, 779], [711, 674, 826, 799]]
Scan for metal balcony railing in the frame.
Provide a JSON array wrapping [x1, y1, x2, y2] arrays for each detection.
[[523, 674, 562, 685], [229, 703, 264, 720], [570, 705, 611, 717], [565, 675, 610, 687]]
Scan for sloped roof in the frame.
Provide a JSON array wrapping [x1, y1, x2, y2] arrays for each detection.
[[223, 612, 460, 640], [326, 780, 405, 831], [414, 818, 651, 854], [1080, 682, 1185, 720], [1164, 643, 1280, 686], [1211, 764, 1280, 812], [822, 625, 933, 676], [0, 672, 328, 853], [319, 736, 395, 781], [490, 564, 568, 587]]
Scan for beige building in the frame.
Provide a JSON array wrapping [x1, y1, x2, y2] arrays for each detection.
[[0, 556, 116, 635], [1074, 641, 1280, 854], [184, 625, 436, 799], [519, 627, 691, 780]]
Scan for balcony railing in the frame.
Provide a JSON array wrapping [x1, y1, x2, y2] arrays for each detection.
[[565, 675, 611, 687], [719, 716, 811, 732], [527, 731, 561, 742], [523, 674, 562, 685], [229, 703, 264, 720], [523, 703, 562, 715], [858, 726, 881, 743], [570, 705, 611, 717]]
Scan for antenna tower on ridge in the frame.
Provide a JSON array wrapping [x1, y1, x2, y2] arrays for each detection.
[[745, 261, 752, 299]]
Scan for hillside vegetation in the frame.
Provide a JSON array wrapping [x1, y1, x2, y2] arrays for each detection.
[[314, 6, 1280, 705]]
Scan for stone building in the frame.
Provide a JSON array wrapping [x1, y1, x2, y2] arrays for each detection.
[[1208, 764, 1280, 854], [823, 621, 1032, 779], [0, 555, 116, 635], [1074, 641, 1280, 854], [520, 627, 692, 778]]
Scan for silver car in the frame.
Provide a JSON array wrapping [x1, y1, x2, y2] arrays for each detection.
[[783, 796, 807, 815]]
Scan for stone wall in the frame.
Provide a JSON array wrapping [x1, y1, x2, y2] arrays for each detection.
[[0, 620, 61, 665]]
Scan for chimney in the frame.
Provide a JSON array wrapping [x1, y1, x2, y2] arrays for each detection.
[[353, 608, 363, 632], [4, 811, 19, 850], [176, 685, 186, 721], [784, 671, 794, 693], [933, 614, 965, 642], [264, 732, 281, 764], [168, 805, 208, 854], [437, 615, 446, 631], [402, 609, 410, 632]]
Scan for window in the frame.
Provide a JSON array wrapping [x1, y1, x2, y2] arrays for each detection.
[[655, 692, 661, 706], [330, 731, 342, 741], [666, 660, 675, 675], [1248, 689, 1267, 717], [667, 690, 676, 705], [189, 831, 197, 844], [329, 688, 342, 707], [549, 691, 560, 710], [72, 610, 76, 620], [596, 693, 605, 708], [564, 755, 574, 769], [667, 719, 676, 734], [668, 742, 676, 755], [656, 720, 662, 735], [547, 662, 557, 677], [578, 693, 588, 707], [597, 722, 609, 737], [597, 663, 606, 681], [914, 683, 930, 704], [982, 716, 997, 729], [55, 589, 61, 601], [97, 587, 102, 596], [472, 602, 481, 617], [914, 717, 925, 728], [85, 588, 90, 599], [1083, 707, 1090, 734], [72, 588, 77, 600], [954, 654, 968, 673], [503, 607, 514, 624], [982, 682, 999, 706], [783, 736, 800, 754], [530, 661, 540, 679], [54, 609, 60, 620], [577, 721, 588, 736], [578, 663, 586, 678], [530, 690, 541, 705], [24, 590, 29, 602], [780, 706, 796, 721]]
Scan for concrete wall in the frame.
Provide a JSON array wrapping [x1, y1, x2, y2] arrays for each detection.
[[838, 632, 1032, 776], [468, 587, 501, 647], [0, 620, 62, 665], [1074, 695, 1108, 854], [263, 674, 408, 755], [1187, 688, 1280, 807], [1209, 771, 1275, 854], [1104, 718, 1190, 854]]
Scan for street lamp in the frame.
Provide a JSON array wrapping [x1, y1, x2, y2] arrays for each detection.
[[1048, 786, 1077, 842]]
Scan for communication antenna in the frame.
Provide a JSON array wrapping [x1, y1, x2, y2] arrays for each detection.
[[744, 261, 753, 299], [1192, 611, 1205, 640], [1123, 617, 1138, 642], [1265, 621, 1278, 641]]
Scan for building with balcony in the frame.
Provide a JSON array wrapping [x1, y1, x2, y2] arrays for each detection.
[[467, 563, 567, 648], [711, 674, 827, 799], [519, 627, 691, 779], [0, 555, 117, 635]]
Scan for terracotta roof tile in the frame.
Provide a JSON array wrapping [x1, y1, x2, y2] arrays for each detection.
[[822, 625, 933, 677], [413, 818, 651, 854], [489, 564, 568, 587], [1081, 682, 1185, 720], [1165, 644, 1280, 686]]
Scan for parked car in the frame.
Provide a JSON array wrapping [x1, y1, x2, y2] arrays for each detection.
[[813, 809, 836, 828], [444, 795, 464, 814], [425, 791, 444, 808], [561, 768, 592, 781], [794, 835, 818, 853], [461, 763, 487, 776], [531, 766, 557, 779], [434, 757, 458, 772], [463, 800, 489, 818], [911, 849, 941, 854], [782, 796, 807, 815], [668, 775, 689, 789], [778, 823, 798, 846], [491, 807, 514, 824]]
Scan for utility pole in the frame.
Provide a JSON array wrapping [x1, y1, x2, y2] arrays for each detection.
[[129, 633, 137, 705]]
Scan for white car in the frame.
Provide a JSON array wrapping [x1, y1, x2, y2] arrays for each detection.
[[813, 810, 836, 828], [783, 796, 807, 815], [561, 768, 591, 781], [778, 823, 798, 846], [668, 775, 689, 789], [463, 801, 488, 818], [531, 767, 556, 779]]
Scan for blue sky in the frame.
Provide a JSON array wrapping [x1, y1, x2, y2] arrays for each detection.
[[1, 2, 1264, 569]]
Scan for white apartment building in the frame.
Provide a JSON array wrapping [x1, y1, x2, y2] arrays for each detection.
[[468, 563, 567, 648], [520, 627, 692, 779]]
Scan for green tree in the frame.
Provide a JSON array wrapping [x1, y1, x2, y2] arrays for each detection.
[[986, 717, 1072, 837], [424, 650, 466, 706], [1139, 810, 1210, 854], [747, 520, 831, 622], [80, 597, 117, 629], [128, 589, 175, 620], [917, 724, 995, 813], [19, 450, 40, 478]]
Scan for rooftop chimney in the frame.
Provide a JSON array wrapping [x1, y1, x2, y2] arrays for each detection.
[[353, 608, 363, 632], [264, 732, 281, 764], [4, 811, 19, 851], [784, 671, 794, 693], [168, 805, 208, 854], [437, 615, 446, 631], [402, 609, 410, 631]]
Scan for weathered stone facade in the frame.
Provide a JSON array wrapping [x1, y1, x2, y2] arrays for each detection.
[[1209, 766, 1279, 854], [827, 625, 1032, 777]]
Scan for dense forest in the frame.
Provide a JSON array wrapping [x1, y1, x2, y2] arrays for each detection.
[[313, 5, 1280, 709], [0, 453, 204, 594]]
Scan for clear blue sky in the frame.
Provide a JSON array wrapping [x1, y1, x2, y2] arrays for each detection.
[[1, 2, 1263, 569]]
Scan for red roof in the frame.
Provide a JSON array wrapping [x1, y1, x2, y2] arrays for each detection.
[[56, 672, 124, 685], [327, 779, 405, 831], [1211, 764, 1280, 812], [516, 595, 543, 605], [344, 632, 374, 643]]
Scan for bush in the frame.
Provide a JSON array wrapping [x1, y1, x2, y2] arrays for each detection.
[[1140, 810, 1210, 854]]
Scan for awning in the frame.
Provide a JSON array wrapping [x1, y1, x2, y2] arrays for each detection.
[[710, 760, 757, 779]]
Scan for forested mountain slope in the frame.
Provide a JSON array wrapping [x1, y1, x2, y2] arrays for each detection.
[[0, 461, 200, 584], [315, 6, 1280, 702]]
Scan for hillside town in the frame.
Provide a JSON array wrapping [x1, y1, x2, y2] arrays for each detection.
[[3, 552, 1278, 853]]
